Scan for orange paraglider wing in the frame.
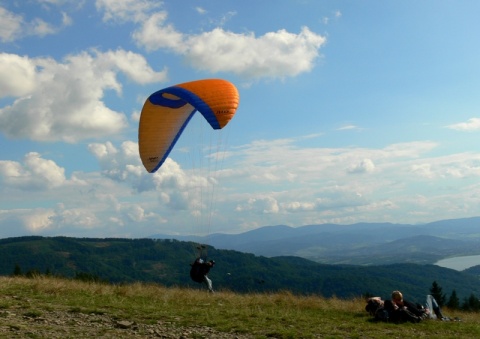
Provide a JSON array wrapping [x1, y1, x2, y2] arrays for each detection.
[[138, 79, 239, 173]]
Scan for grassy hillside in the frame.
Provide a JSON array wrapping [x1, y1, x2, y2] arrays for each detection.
[[1, 236, 480, 303], [0, 276, 479, 338]]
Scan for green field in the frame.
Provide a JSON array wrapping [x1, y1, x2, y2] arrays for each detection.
[[0, 276, 478, 338]]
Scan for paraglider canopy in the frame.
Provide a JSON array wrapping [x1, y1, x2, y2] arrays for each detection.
[[138, 79, 240, 173]]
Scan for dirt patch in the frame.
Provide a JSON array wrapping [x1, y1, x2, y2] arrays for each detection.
[[0, 308, 253, 338]]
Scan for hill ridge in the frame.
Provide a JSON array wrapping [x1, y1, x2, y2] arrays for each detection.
[[1, 235, 479, 303]]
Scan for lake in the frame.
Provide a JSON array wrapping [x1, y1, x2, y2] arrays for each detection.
[[435, 254, 480, 271]]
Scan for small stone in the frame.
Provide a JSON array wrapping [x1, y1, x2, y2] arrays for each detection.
[[115, 320, 135, 329]]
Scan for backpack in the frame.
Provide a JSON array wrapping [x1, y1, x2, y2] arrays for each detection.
[[190, 261, 209, 283]]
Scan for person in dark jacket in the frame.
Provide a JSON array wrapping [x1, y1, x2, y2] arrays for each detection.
[[190, 258, 215, 292], [389, 290, 426, 322]]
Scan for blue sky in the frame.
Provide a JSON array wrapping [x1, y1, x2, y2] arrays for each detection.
[[1, 0, 480, 239]]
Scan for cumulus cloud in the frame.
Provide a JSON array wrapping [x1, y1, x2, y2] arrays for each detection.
[[0, 204, 102, 237], [0, 50, 166, 142], [98, 0, 326, 80], [447, 118, 480, 131], [347, 158, 376, 174], [236, 196, 280, 214], [0, 152, 66, 190], [87, 140, 219, 218], [409, 153, 480, 180], [278, 187, 368, 216], [12, 209, 56, 233], [219, 138, 473, 228], [49, 204, 99, 230], [122, 204, 155, 222], [2, 136, 480, 237], [0, 54, 37, 97], [132, 11, 185, 51], [152, 159, 220, 215], [182, 27, 325, 79], [282, 201, 316, 212], [98, 49, 168, 84], [233, 185, 369, 220], [88, 141, 144, 183]]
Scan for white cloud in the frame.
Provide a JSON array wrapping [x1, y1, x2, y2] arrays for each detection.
[[0, 50, 166, 142], [215, 138, 480, 229], [18, 209, 56, 233], [182, 27, 326, 79], [123, 204, 152, 222], [408, 153, 480, 180], [0, 152, 66, 190], [96, 0, 162, 22], [282, 201, 316, 212], [0, 4, 71, 42], [0, 157, 166, 237], [236, 196, 280, 214], [98, 49, 168, 84], [30, 18, 56, 36], [2, 136, 480, 237], [0, 7, 23, 42], [447, 118, 480, 131], [61, 12, 73, 26], [0, 54, 37, 97], [322, 10, 341, 25], [382, 141, 438, 159], [337, 124, 361, 131], [195, 7, 207, 15], [410, 163, 435, 179], [38, 0, 75, 5], [216, 11, 237, 27], [88, 141, 144, 183], [0, 205, 100, 237], [97, 1, 326, 80], [49, 205, 99, 230], [87, 141, 218, 219], [347, 158, 376, 174], [132, 11, 185, 52]]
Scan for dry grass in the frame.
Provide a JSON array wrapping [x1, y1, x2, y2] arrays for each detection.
[[1, 275, 479, 338]]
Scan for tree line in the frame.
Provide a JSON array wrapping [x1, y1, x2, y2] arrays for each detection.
[[430, 280, 480, 312]]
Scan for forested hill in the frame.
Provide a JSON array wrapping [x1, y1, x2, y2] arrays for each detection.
[[1, 236, 479, 303]]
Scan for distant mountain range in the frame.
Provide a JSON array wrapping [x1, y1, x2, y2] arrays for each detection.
[[151, 217, 480, 265]]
